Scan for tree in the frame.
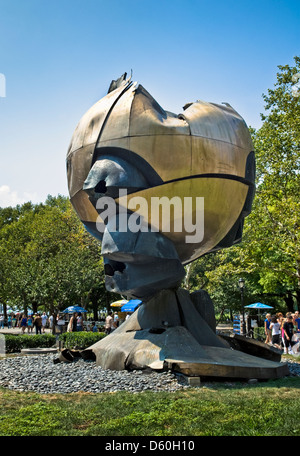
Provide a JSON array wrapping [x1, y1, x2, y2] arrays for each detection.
[[0, 196, 106, 316], [185, 57, 300, 315], [245, 56, 300, 309]]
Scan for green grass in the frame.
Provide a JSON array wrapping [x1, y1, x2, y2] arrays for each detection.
[[1, 374, 300, 436]]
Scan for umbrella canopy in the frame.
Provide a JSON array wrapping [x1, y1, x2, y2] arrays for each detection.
[[7, 307, 22, 313], [121, 299, 142, 312], [245, 303, 274, 309], [7, 307, 17, 312], [62, 306, 88, 314], [110, 299, 128, 307]]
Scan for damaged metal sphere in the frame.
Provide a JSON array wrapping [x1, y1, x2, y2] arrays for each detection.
[[66, 73, 255, 298]]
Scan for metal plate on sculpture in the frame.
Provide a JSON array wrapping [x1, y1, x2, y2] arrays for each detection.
[[164, 347, 289, 379]]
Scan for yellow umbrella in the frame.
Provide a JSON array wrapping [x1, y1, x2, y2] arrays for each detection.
[[110, 299, 128, 308]]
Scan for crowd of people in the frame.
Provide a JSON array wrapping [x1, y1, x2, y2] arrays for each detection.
[[0, 311, 52, 334], [264, 311, 300, 354], [0, 309, 133, 335], [104, 311, 131, 334], [66, 312, 84, 332]]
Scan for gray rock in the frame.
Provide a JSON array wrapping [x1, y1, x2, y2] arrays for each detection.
[[0, 354, 296, 394]]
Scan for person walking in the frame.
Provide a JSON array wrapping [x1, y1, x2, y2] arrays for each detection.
[[114, 312, 119, 328], [20, 314, 27, 334], [41, 312, 48, 333], [293, 311, 300, 341], [92, 322, 98, 333], [264, 313, 272, 344], [69, 313, 78, 332], [270, 316, 281, 349], [7, 314, 12, 329], [27, 315, 33, 333], [276, 313, 284, 347], [0, 314, 4, 329], [105, 312, 114, 334], [283, 315, 296, 354], [33, 313, 42, 334], [76, 312, 83, 331]]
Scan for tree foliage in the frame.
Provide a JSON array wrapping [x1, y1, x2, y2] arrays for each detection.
[[0, 196, 106, 315], [185, 57, 300, 315], [246, 56, 300, 307]]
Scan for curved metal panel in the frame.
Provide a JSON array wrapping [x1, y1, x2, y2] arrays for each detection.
[[67, 77, 132, 156], [116, 177, 249, 263]]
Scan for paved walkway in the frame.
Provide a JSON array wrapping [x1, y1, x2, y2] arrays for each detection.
[[0, 323, 233, 336], [0, 327, 53, 335]]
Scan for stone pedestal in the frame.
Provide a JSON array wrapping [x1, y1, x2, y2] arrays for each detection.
[[83, 288, 289, 380]]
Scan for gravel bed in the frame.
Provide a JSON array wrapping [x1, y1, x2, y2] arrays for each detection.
[[0, 354, 298, 394], [0, 354, 187, 394]]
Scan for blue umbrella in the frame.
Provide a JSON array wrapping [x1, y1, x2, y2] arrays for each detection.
[[62, 306, 88, 314], [244, 303, 274, 325], [121, 299, 142, 312], [245, 303, 273, 309]]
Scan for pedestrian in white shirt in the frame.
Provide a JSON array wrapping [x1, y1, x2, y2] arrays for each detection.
[[41, 312, 48, 333]]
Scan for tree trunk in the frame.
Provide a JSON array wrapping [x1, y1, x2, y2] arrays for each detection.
[[93, 304, 98, 322], [296, 289, 300, 310], [49, 302, 55, 315], [284, 291, 294, 313], [52, 312, 57, 335], [32, 302, 38, 314]]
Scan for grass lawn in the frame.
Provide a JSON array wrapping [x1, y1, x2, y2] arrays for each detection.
[[1, 367, 300, 437]]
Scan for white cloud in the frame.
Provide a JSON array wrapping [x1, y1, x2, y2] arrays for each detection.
[[0, 185, 39, 208]]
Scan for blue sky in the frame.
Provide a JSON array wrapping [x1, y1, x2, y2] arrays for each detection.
[[0, 0, 299, 207]]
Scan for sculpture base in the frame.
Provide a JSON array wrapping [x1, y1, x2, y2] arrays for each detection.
[[83, 288, 289, 380]]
